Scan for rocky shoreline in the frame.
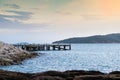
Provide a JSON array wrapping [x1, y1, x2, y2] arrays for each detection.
[[0, 69, 120, 80], [0, 41, 120, 80], [0, 52, 38, 66], [0, 41, 38, 66]]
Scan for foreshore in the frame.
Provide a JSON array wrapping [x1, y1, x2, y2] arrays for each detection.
[[0, 69, 120, 80], [0, 42, 120, 80], [0, 41, 38, 66], [0, 52, 38, 66]]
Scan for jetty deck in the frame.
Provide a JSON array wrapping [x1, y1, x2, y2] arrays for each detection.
[[13, 44, 71, 51]]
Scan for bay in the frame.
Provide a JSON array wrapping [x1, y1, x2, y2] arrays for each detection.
[[0, 44, 120, 73]]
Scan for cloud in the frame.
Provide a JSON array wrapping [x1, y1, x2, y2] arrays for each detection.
[[55, 11, 72, 15], [0, 10, 33, 28], [0, 14, 11, 23], [0, 22, 48, 30], [5, 10, 33, 21], [0, 15, 48, 31], [0, 10, 48, 30], [4, 4, 20, 9]]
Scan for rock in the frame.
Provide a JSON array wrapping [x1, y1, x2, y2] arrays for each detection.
[[0, 41, 38, 66], [0, 69, 31, 80], [74, 75, 105, 80], [109, 71, 120, 74], [74, 75, 120, 80], [0, 70, 120, 80], [32, 71, 68, 79], [64, 70, 104, 77], [32, 76, 65, 80]]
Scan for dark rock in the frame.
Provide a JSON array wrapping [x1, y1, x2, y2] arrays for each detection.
[[109, 71, 120, 74], [74, 75, 105, 80], [32, 71, 68, 78], [32, 76, 65, 80], [63, 70, 104, 79], [0, 70, 120, 80], [0, 69, 31, 80], [74, 75, 120, 80]]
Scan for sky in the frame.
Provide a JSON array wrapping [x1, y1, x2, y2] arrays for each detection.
[[0, 0, 120, 43]]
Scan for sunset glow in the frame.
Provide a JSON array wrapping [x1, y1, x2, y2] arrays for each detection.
[[0, 0, 120, 43]]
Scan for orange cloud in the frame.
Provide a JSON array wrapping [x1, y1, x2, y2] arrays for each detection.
[[98, 0, 120, 16]]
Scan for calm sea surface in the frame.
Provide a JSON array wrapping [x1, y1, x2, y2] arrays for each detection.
[[0, 44, 120, 73]]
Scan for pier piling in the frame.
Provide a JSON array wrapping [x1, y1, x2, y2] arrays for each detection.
[[13, 44, 71, 51]]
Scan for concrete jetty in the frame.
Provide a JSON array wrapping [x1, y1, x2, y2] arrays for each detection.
[[13, 44, 71, 51]]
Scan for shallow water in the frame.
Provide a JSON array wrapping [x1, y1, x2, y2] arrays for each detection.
[[0, 44, 120, 73]]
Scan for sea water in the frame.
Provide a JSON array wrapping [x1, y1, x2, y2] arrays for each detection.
[[0, 44, 120, 73]]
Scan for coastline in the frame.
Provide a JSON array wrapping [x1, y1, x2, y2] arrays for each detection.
[[0, 41, 38, 66], [0, 41, 120, 80], [0, 52, 38, 66], [0, 69, 120, 80]]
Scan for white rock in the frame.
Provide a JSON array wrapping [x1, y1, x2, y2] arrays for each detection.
[[0, 41, 31, 65], [0, 41, 29, 55]]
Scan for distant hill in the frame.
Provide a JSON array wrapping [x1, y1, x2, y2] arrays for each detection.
[[53, 33, 120, 43]]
